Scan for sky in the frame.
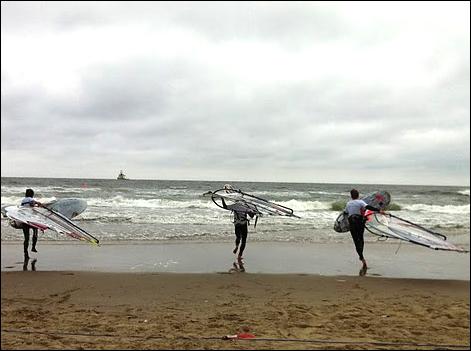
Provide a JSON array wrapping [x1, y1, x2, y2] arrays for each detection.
[[1, 1, 470, 186]]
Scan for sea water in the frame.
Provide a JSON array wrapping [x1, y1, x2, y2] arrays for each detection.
[[1, 177, 469, 247]]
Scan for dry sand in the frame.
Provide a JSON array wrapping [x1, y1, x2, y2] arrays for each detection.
[[1, 271, 469, 350]]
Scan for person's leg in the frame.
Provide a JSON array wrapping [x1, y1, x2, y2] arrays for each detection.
[[358, 222, 367, 268], [348, 217, 365, 262], [353, 230, 365, 261], [233, 225, 242, 254], [237, 225, 248, 259], [23, 257, 29, 271], [31, 228, 38, 252], [22, 226, 30, 258]]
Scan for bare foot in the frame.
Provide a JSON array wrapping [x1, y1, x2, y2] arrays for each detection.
[[31, 259, 37, 271]]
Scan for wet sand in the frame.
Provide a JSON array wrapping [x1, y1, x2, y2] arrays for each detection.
[[1, 241, 470, 280]]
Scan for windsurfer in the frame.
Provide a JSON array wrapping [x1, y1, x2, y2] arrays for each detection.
[[221, 196, 256, 261], [344, 189, 382, 271], [20, 189, 43, 258]]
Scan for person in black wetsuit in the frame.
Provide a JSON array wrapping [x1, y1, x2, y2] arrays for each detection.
[[221, 196, 256, 261], [20, 188, 43, 258], [344, 189, 381, 273]]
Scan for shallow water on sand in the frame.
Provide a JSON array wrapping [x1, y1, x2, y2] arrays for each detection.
[[2, 241, 469, 280]]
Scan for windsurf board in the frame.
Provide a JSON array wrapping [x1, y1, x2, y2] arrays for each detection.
[[43, 198, 87, 219]]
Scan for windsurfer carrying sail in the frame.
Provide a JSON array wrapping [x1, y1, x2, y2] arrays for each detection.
[[20, 189, 43, 258], [344, 189, 381, 273], [221, 196, 256, 261]]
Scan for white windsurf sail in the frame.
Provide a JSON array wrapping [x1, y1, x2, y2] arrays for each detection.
[[364, 211, 467, 252], [2, 205, 100, 246], [43, 198, 88, 219], [205, 188, 301, 218]]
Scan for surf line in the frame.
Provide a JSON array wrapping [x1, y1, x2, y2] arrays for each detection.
[[2, 329, 469, 349]]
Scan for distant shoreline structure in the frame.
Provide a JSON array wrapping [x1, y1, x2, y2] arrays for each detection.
[[117, 170, 129, 180]]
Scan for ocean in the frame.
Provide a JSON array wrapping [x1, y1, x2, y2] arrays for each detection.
[[1, 177, 469, 247]]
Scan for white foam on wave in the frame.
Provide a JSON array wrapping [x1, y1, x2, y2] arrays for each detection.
[[309, 190, 347, 196], [2, 185, 100, 194], [86, 196, 215, 210], [1, 185, 32, 194], [1, 195, 58, 206], [402, 203, 470, 214], [246, 190, 313, 199], [458, 189, 470, 196], [278, 199, 331, 211], [86, 196, 333, 212]]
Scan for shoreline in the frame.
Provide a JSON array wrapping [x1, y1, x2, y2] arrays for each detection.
[[2, 241, 469, 280], [2, 271, 469, 350]]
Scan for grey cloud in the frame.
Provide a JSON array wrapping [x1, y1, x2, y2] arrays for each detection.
[[1, 2, 469, 185], [2, 2, 350, 48]]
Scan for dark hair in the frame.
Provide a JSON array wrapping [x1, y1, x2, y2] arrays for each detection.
[[25, 188, 34, 197], [350, 189, 359, 199]]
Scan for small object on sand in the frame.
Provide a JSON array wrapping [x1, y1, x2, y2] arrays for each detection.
[[222, 333, 255, 340], [236, 332, 255, 339], [222, 326, 255, 340]]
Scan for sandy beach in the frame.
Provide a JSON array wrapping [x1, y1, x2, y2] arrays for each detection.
[[2, 241, 470, 349], [1, 271, 469, 349]]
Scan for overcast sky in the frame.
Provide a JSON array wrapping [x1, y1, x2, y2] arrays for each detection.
[[1, 1, 469, 186]]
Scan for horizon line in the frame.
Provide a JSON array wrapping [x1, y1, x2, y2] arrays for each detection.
[[1, 175, 469, 188]]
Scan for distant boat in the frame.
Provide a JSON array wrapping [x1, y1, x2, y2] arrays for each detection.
[[117, 170, 129, 180]]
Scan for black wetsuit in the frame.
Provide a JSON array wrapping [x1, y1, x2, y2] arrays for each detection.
[[22, 225, 38, 258], [20, 197, 39, 258], [348, 215, 366, 260], [221, 199, 254, 257], [233, 211, 249, 256], [347, 204, 380, 261]]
